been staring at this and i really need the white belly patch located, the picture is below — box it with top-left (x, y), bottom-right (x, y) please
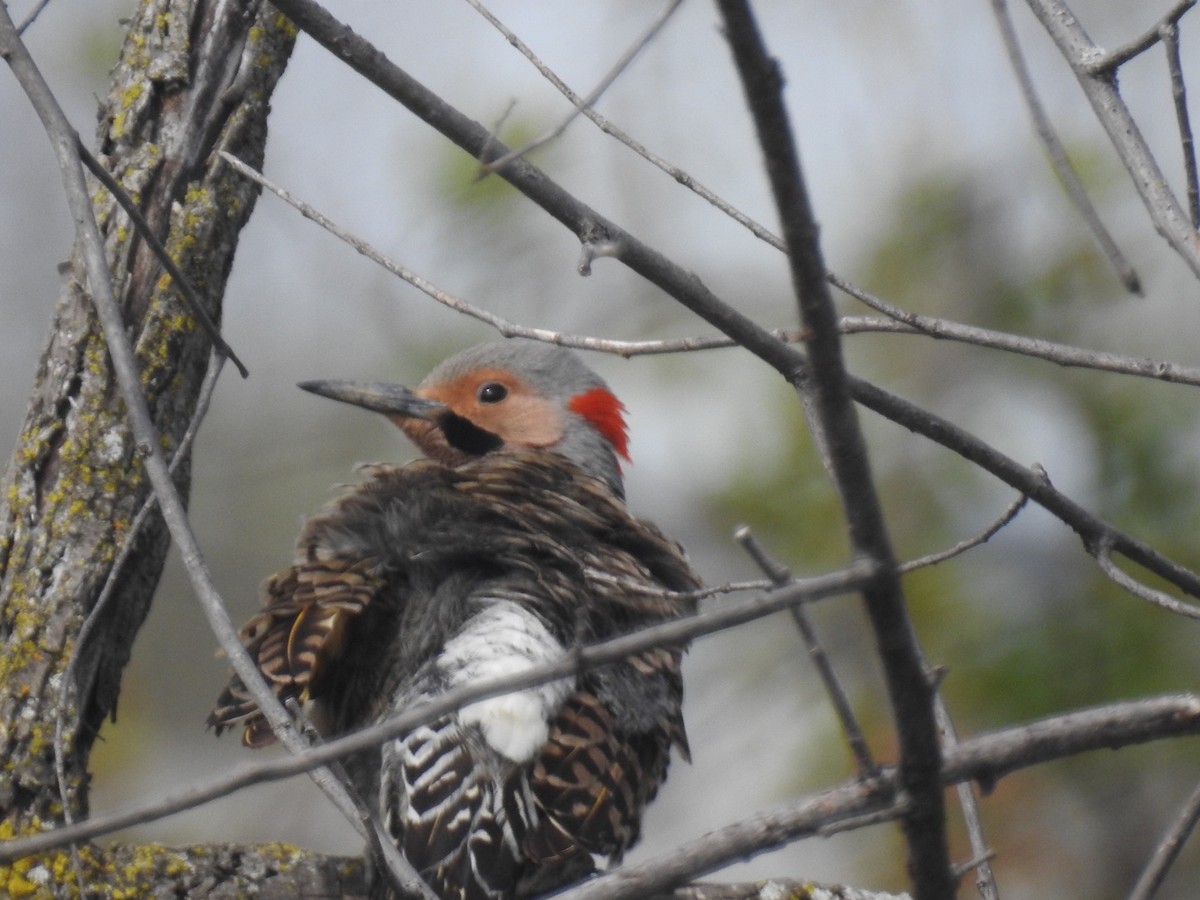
top-left (438, 600), bottom-right (571, 763)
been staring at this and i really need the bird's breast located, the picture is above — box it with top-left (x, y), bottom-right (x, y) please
top-left (436, 599), bottom-right (573, 764)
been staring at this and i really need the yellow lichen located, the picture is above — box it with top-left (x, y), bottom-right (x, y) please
top-left (120, 82), bottom-right (144, 110)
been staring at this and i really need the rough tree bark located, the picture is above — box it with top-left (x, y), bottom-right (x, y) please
top-left (0, 0), bottom-right (333, 892)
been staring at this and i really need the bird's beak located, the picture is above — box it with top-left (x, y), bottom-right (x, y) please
top-left (297, 380), bottom-right (447, 421)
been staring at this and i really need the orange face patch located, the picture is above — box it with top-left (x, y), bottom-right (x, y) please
top-left (418, 369), bottom-right (565, 450)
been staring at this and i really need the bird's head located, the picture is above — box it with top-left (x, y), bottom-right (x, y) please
top-left (299, 339), bottom-right (631, 498)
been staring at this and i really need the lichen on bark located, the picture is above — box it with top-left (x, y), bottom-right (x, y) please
top-left (0, 0), bottom-right (295, 836)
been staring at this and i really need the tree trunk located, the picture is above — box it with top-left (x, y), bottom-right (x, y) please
top-left (0, 0), bottom-right (294, 839)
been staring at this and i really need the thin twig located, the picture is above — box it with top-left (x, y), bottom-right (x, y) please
top-left (232, 148), bottom-right (1200, 392)
top-left (989, 0), bottom-right (1140, 293)
top-left (79, 143), bottom-right (249, 377)
top-left (899, 485), bottom-right (1032, 574)
top-left (735, 526), bottom-right (877, 777)
top-left (1087, 0), bottom-right (1197, 73)
top-left (954, 849), bottom-right (1000, 884)
top-left (835, 308), bottom-right (1200, 388)
top-left (0, 11), bottom-right (433, 898)
top-left (1126, 778), bottom-right (1200, 900)
top-left (934, 696), bottom-right (1001, 900)
top-left (1160, 21), bottom-right (1200, 228)
top-left (1093, 538), bottom-right (1200, 619)
top-left (473, 0), bottom-right (685, 174)
top-left (0, 561), bottom-right (879, 860)
top-left (15, 0), bottom-right (53, 34)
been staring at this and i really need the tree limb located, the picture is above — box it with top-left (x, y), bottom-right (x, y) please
top-left (0, 0), bottom-right (293, 833)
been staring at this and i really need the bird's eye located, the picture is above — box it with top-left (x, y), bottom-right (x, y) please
top-left (477, 382), bottom-right (508, 404)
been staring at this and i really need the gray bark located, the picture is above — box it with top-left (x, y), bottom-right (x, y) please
top-left (0, 0), bottom-right (293, 864)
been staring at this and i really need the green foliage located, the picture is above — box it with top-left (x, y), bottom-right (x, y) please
top-left (434, 118), bottom-right (544, 213)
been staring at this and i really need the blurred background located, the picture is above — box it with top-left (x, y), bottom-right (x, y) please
top-left (3, 1), bottom-right (1200, 897)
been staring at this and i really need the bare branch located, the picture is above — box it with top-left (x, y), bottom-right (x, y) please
top-left (268, 0), bottom-right (806, 380)
top-left (934, 697), bottom-right (1000, 900)
top-left (556, 778), bottom-right (904, 900)
top-left (1024, 0), bottom-right (1200, 278)
top-left (558, 695), bottom-right (1200, 900)
top-left (673, 884), bottom-right (911, 900)
top-left (835, 306), bottom-right (1200, 388)
top-left (847, 373), bottom-right (1200, 602)
top-left (221, 151), bottom-right (792, 358)
top-left (224, 156), bottom-right (1200, 392)
top-left (464, 0), bottom-right (788, 254)
top-left (0, 562), bottom-right (879, 860)
top-left (988, 0), bottom-right (1140, 293)
top-left (1093, 538), bottom-right (1200, 620)
top-left (15, 0), bottom-right (53, 34)
top-left (224, 152), bottom-right (799, 358)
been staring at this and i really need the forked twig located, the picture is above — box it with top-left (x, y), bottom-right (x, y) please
top-left (1024, 0), bottom-right (1200, 278)
top-left (735, 526), bottom-right (877, 777)
top-left (471, 0), bottom-right (685, 175)
top-left (989, 0), bottom-right (1140, 293)
top-left (465, 0), bottom-right (787, 253)
top-left (221, 149), bottom-right (807, 357)
top-left (79, 143), bottom-right (249, 377)
top-left (1087, 0), bottom-right (1197, 73)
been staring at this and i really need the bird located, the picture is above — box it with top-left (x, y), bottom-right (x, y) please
top-left (208, 338), bottom-right (700, 900)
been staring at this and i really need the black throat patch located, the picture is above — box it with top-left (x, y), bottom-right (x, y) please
top-left (439, 412), bottom-right (504, 456)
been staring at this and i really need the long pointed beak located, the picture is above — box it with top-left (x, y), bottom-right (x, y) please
top-left (297, 380), bottom-right (447, 420)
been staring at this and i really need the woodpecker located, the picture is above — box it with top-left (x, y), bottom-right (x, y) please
top-left (209, 339), bottom-right (700, 899)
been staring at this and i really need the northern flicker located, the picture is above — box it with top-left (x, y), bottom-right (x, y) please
top-left (209, 339), bottom-right (700, 899)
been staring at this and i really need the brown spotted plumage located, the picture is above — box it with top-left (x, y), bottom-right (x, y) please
top-left (209, 340), bottom-right (699, 899)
